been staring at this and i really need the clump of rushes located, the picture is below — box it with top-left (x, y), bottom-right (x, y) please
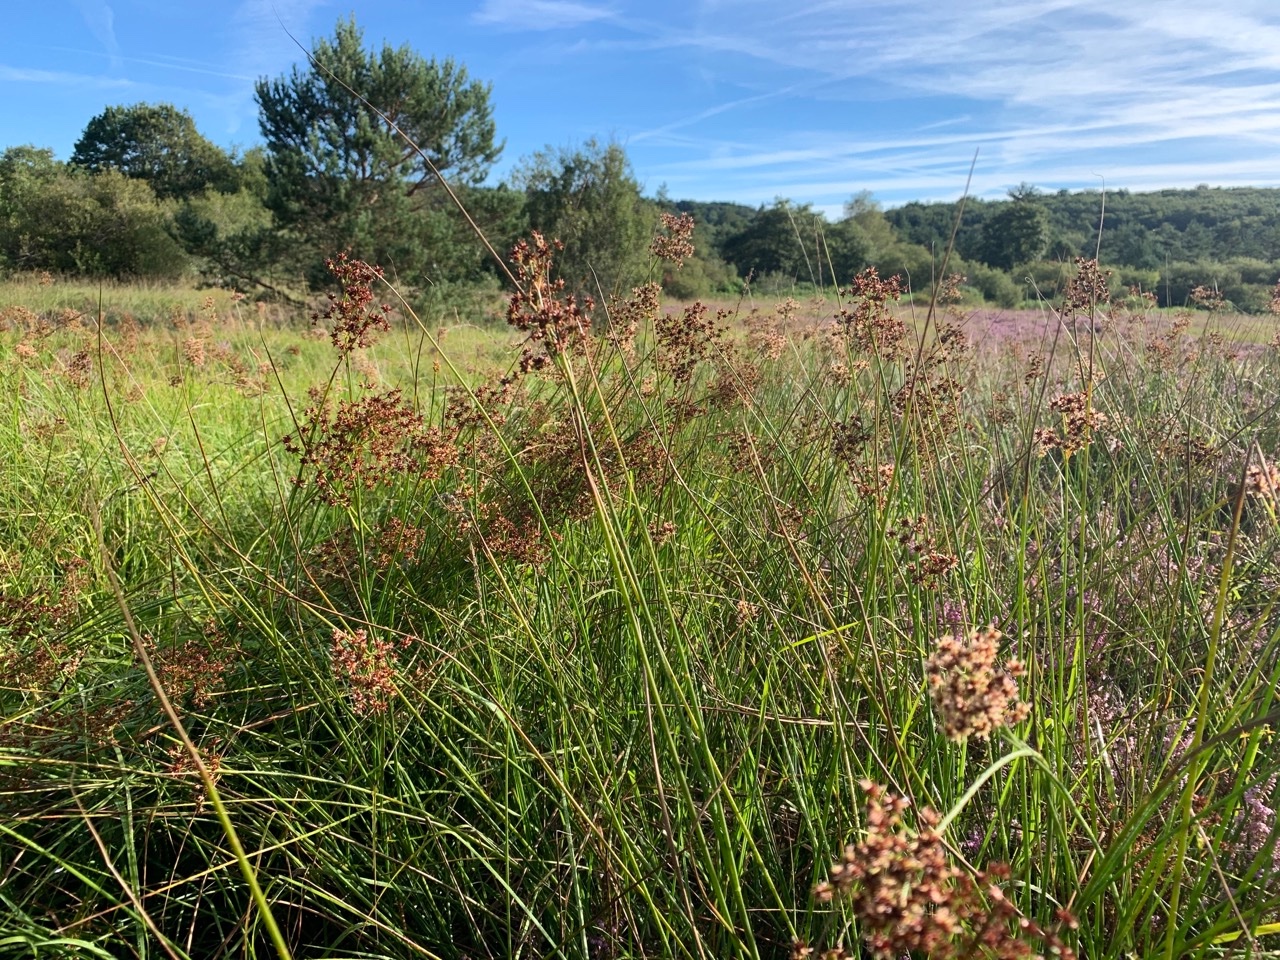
top-left (925, 625), bottom-right (1029, 741)
top-left (812, 782), bottom-right (1077, 959)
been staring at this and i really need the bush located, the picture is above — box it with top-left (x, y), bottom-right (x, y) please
top-left (965, 264), bottom-right (1021, 307)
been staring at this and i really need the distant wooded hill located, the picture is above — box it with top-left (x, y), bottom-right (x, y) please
top-left (675, 187), bottom-right (1280, 311)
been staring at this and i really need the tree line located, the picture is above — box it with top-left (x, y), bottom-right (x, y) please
top-left (3, 16), bottom-right (1279, 312)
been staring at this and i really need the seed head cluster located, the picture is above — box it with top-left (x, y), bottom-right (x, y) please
top-left (837, 267), bottom-right (907, 358)
top-left (814, 781), bottom-right (1076, 959)
top-left (1063, 258), bottom-right (1112, 316)
top-left (1244, 461), bottom-right (1279, 503)
top-left (313, 253), bottom-right (393, 355)
top-left (330, 627), bottom-right (405, 716)
top-left (925, 625), bottom-right (1029, 741)
top-left (650, 212), bottom-right (696, 268)
top-left (507, 232), bottom-right (595, 374)
top-left (1038, 391), bottom-right (1108, 456)
top-left (655, 301), bottom-right (725, 385)
top-left (284, 388), bottom-right (457, 507)
top-left (1189, 284), bottom-right (1226, 311)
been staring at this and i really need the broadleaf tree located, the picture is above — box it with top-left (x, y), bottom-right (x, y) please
top-left (70, 103), bottom-right (237, 201)
top-left (977, 186), bottom-right (1052, 271)
top-left (512, 139), bottom-right (654, 298)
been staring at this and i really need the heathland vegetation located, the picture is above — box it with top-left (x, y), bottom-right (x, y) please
top-left (3, 15), bottom-right (1280, 960)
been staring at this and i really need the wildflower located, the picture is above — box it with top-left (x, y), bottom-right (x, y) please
top-left (925, 625), bottom-right (1029, 741)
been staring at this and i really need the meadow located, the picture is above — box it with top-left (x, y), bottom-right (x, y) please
top-left (1, 228), bottom-right (1280, 959)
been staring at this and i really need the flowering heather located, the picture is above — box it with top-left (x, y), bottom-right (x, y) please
top-left (313, 253), bottom-right (393, 355)
top-left (925, 626), bottom-right (1029, 741)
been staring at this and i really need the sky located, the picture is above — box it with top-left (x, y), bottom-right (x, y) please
top-left (4, 1), bottom-right (1280, 216)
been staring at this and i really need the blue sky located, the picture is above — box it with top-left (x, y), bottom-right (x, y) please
top-left (4, 1), bottom-right (1280, 215)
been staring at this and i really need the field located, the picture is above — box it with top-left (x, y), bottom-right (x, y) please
top-left (2, 249), bottom-right (1280, 959)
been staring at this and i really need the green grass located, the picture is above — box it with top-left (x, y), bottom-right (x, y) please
top-left (1, 260), bottom-right (1279, 959)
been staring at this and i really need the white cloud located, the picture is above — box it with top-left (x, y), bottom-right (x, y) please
top-left (474, 0), bottom-right (616, 31)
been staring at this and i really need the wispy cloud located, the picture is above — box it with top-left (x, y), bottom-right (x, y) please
top-left (230, 0), bottom-right (330, 77)
top-left (0, 63), bottom-right (134, 88)
top-left (73, 0), bottom-right (122, 71)
top-left (474, 0), bottom-right (617, 31)
top-left (218, 0), bottom-right (329, 135)
top-left (602, 0), bottom-right (1280, 204)
top-left (42, 46), bottom-right (255, 82)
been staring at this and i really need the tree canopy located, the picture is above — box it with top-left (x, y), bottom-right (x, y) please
top-left (512, 139), bottom-right (653, 298)
top-left (255, 16), bottom-right (502, 282)
top-left (70, 103), bottom-right (237, 201)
